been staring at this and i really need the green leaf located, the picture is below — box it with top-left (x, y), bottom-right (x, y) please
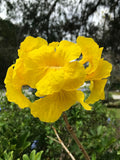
top-left (92, 153), bottom-right (96, 160)
top-left (23, 154), bottom-right (30, 160)
top-left (30, 150), bottom-right (36, 160)
top-left (97, 125), bottom-right (103, 136)
top-left (0, 122), bottom-right (5, 127)
top-left (3, 151), bottom-right (14, 160)
top-left (22, 141), bottom-right (31, 151)
top-left (117, 150), bottom-right (120, 155)
top-left (3, 151), bottom-right (8, 160)
top-left (9, 151), bottom-right (14, 160)
top-left (16, 132), bottom-right (31, 152)
top-left (36, 151), bottom-right (43, 160)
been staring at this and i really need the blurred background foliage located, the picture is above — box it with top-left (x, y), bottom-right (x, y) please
top-left (0, 93), bottom-right (120, 160)
top-left (0, 0), bottom-right (120, 159)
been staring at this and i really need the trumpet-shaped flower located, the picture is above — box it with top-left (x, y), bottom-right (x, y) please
top-left (77, 36), bottom-right (112, 104)
top-left (4, 36), bottom-right (112, 122)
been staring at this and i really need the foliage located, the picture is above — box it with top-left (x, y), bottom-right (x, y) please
top-left (0, 150), bottom-right (43, 160)
top-left (62, 102), bottom-right (120, 160)
top-left (1, 0), bottom-right (119, 45)
top-left (95, 0), bottom-right (120, 86)
top-left (0, 92), bottom-right (120, 159)
top-left (0, 0), bottom-right (103, 41)
top-left (0, 19), bottom-right (19, 87)
top-left (0, 95), bottom-right (46, 159)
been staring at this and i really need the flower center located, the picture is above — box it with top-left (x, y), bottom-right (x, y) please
top-left (50, 66), bottom-right (62, 69)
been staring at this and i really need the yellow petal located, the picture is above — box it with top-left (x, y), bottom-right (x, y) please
top-left (30, 90), bottom-right (79, 122)
top-left (12, 59), bottom-right (27, 86)
top-left (35, 68), bottom-right (64, 96)
top-left (77, 36), bottom-right (102, 74)
top-left (85, 79), bottom-right (107, 104)
top-left (4, 65), bottom-right (30, 108)
top-left (4, 65), bottom-right (15, 84)
top-left (23, 45), bottom-right (63, 69)
top-left (18, 36), bottom-right (48, 57)
top-left (56, 40), bottom-right (81, 62)
top-left (63, 61), bottom-right (86, 90)
top-left (86, 59), bottom-right (112, 80)
top-left (21, 46), bottom-right (55, 88)
top-left (21, 41), bottom-right (83, 90)
top-left (30, 89), bottom-right (92, 122)
top-left (77, 91), bottom-right (92, 110)
top-left (49, 42), bottom-right (59, 48)
top-left (12, 58), bottom-right (40, 89)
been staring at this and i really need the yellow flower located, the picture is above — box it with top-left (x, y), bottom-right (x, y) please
top-left (4, 36), bottom-right (112, 122)
top-left (77, 36), bottom-right (112, 104)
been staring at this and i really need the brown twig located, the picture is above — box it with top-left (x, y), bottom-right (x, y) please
top-left (47, 136), bottom-right (60, 144)
top-left (52, 126), bottom-right (76, 160)
top-left (63, 113), bottom-right (90, 160)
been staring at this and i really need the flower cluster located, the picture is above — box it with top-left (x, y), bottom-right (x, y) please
top-left (4, 36), bottom-right (112, 122)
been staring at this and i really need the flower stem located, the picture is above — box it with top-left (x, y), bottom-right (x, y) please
top-left (52, 126), bottom-right (76, 160)
top-left (63, 112), bottom-right (90, 160)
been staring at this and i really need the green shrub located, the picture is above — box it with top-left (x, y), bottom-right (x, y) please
top-left (0, 150), bottom-right (43, 160)
top-left (0, 93), bottom-right (120, 159)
